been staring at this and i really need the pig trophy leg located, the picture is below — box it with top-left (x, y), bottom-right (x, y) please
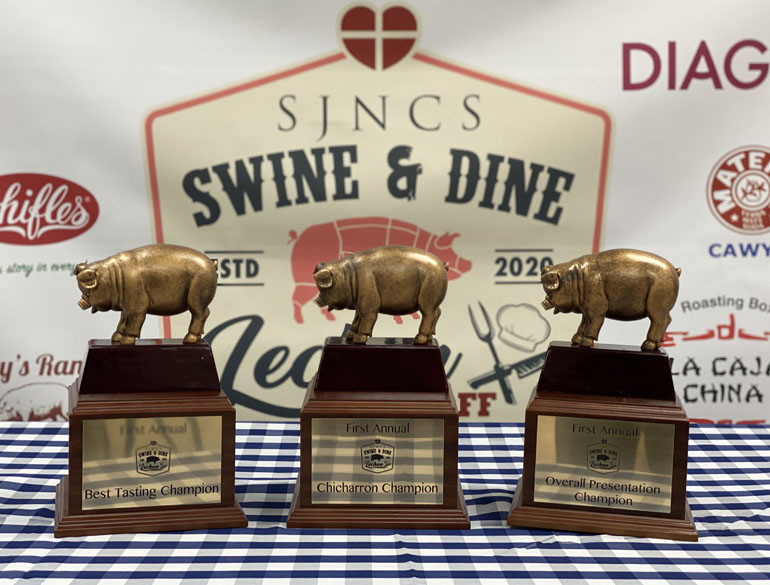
top-left (119, 312), bottom-right (147, 345)
top-left (349, 293), bottom-right (380, 343)
top-left (641, 316), bottom-right (669, 352)
top-left (415, 307), bottom-right (441, 345)
top-left (352, 310), bottom-right (379, 343)
top-left (111, 311), bottom-right (129, 344)
top-left (641, 285), bottom-right (677, 351)
top-left (571, 315), bottom-right (589, 345)
top-left (573, 300), bottom-right (607, 347)
top-left (414, 283), bottom-right (444, 344)
top-left (345, 311), bottom-right (362, 341)
top-left (183, 274), bottom-right (216, 343)
top-left (577, 314), bottom-right (605, 347)
top-left (184, 307), bottom-right (210, 344)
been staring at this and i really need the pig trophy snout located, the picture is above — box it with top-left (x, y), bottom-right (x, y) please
top-left (75, 265), bottom-right (99, 311)
top-left (540, 266), bottom-right (559, 312)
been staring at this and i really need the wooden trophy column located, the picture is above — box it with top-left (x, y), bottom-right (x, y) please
top-left (508, 342), bottom-right (698, 541)
top-left (287, 337), bottom-right (470, 529)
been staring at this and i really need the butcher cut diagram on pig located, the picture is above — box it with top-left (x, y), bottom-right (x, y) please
top-left (289, 217), bottom-right (472, 324)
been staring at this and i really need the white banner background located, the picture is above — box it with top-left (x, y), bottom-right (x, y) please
top-left (1, 0), bottom-right (768, 424)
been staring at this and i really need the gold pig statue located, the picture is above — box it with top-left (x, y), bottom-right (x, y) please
top-left (313, 245), bottom-right (448, 344)
top-left (540, 249), bottom-right (681, 351)
top-left (74, 244), bottom-right (218, 344)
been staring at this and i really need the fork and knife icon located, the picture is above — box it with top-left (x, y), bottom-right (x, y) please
top-left (467, 301), bottom-right (547, 405)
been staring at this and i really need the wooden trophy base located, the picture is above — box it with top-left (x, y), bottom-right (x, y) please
top-left (54, 340), bottom-right (247, 538)
top-left (507, 342), bottom-right (698, 541)
top-left (286, 337), bottom-right (470, 530)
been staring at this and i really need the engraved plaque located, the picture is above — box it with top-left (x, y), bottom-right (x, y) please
top-left (311, 418), bottom-right (444, 505)
top-left (81, 416), bottom-right (223, 510)
top-left (533, 415), bottom-right (675, 514)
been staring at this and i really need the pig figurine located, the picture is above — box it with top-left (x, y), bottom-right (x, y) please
top-left (313, 245), bottom-right (448, 344)
top-left (289, 217), bottom-right (472, 324)
top-left (74, 244), bottom-right (218, 345)
top-left (540, 249), bottom-right (681, 351)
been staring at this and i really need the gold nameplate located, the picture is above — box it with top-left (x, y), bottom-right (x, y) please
top-left (533, 415), bottom-right (675, 514)
top-left (81, 416), bottom-right (223, 510)
top-left (311, 418), bottom-right (444, 505)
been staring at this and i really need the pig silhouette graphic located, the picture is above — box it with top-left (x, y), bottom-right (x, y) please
top-left (289, 217), bottom-right (472, 323)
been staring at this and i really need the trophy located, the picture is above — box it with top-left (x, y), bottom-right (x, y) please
top-left (507, 249), bottom-right (698, 541)
top-left (287, 246), bottom-right (470, 528)
top-left (54, 244), bottom-right (247, 537)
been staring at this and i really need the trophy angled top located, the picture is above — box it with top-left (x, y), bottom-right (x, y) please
top-left (313, 245), bottom-right (448, 345)
top-left (540, 248), bottom-right (681, 351)
top-left (74, 243), bottom-right (218, 345)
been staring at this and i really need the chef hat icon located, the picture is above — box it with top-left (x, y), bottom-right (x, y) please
top-left (496, 303), bottom-right (551, 352)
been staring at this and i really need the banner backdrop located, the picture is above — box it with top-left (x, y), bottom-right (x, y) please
top-left (1, 0), bottom-right (769, 424)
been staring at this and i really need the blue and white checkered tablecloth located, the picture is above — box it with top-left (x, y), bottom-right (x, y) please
top-left (1, 422), bottom-right (769, 584)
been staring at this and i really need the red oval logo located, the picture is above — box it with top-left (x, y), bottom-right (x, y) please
top-left (0, 173), bottom-right (99, 245)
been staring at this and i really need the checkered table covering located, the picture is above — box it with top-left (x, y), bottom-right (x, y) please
top-left (1, 422), bottom-right (768, 584)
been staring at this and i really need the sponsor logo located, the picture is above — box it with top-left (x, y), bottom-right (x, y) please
top-left (587, 440), bottom-right (620, 474)
top-left (623, 40), bottom-right (769, 91)
top-left (136, 441), bottom-right (171, 476)
top-left (706, 146), bottom-right (770, 234)
top-left (0, 173), bottom-right (98, 245)
top-left (361, 438), bottom-right (394, 473)
top-left (668, 296), bottom-right (769, 418)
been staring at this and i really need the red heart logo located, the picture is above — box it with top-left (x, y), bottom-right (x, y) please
top-left (339, 4), bottom-right (419, 70)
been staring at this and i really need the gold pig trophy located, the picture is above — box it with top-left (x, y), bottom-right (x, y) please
top-left (55, 244), bottom-right (247, 537)
top-left (508, 249), bottom-right (698, 541)
top-left (288, 245), bottom-right (470, 529)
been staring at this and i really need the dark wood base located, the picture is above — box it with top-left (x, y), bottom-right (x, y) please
top-left (537, 342), bottom-right (676, 400)
top-left (54, 477), bottom-right (247, 537)
top-left (507, 477), bottom-right (698, 541)
top-left (288, 479), bottom-right (470, 529)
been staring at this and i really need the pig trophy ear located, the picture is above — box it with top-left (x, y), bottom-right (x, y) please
top-left (73, 262), bottom-right (88, 276)
top-left (77, 268), bottom-right (98, 290)
top-left (541, 268), bottom-right (560, 291)
top-left (314, 268), bottom-right (333, 289)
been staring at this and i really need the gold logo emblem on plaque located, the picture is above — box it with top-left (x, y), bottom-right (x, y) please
top-left (361, 439), bottom-right (394, 474)
top-left (586, 440), bottom-right (620, 474)
top-left (135, 441), bottom-right (171, 476)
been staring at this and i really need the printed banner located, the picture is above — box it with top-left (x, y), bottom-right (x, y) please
top-left (1, 1), bottom-right (769, 424)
